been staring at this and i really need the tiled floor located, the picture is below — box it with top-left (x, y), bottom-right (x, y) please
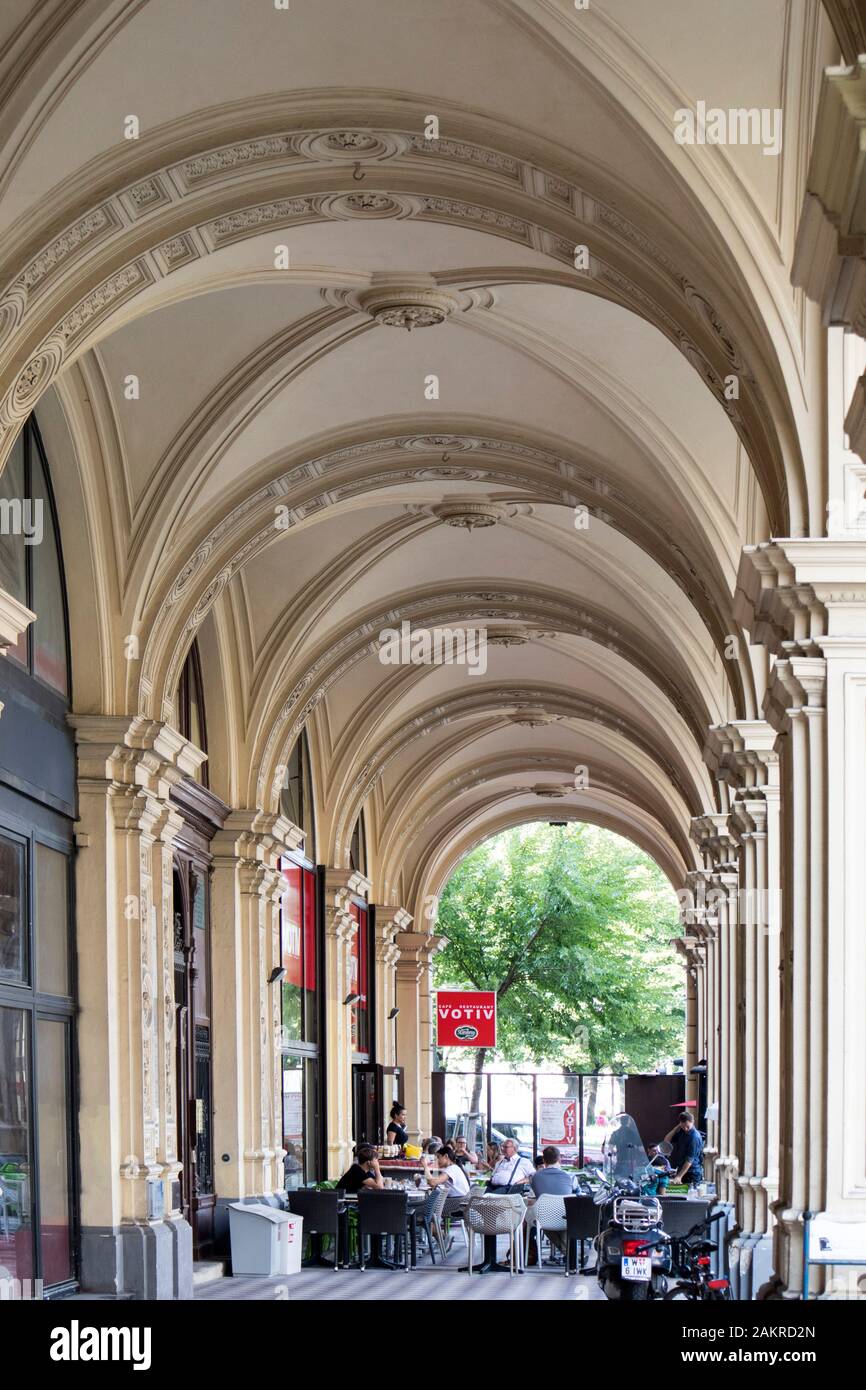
top-left (195, 1236), bottom-right (606, 1301)
top-left (196, 1266), bottom-right (603, 1301)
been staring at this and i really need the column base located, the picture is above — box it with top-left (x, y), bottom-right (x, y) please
top-left (80, 1217), bottom-right (193, 1300)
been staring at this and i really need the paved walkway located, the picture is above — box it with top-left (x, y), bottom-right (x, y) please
top-left (195, 1234), bottom-right (606, 1301)
top-left (196, 1266), bottom-right (603, 1301)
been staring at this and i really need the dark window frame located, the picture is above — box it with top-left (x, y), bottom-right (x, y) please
top-left (279, 846), bottom-right (323, 1184)
top-left (0, 808), bottom-right (78, 1294)
top-left (280, 729), bottom-right (315, 854)
top-left (177, 639), bottom-right (208, 788)
top-left (348, 810), bottom-right (367, 877)
top-left (1, 417), bottom-right (71, 702)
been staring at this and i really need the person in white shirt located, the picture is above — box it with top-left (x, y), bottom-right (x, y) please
top-left (422, 1144), bottom-right (471, 1196)
top-left (487, 1138), bottom-right (535, 1191)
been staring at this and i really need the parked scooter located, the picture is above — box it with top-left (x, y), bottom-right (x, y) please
top-left (590, 1114), bottom-right (672, 1301)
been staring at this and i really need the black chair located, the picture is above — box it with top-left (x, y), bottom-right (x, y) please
top-left (660, 1198), bottom-right (720, 1277)
top-left (563, 1195), bottom-right (599, 1276)
top-left (287, 1190), bottom-right (343, 1268)
top-left (659, 1197), bottom-right (713, 1238)
top-left (357, 1191), bottom-right (412, 1271)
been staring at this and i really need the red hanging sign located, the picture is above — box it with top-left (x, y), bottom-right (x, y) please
top-left (436, 990), bottom-right (497, 1047)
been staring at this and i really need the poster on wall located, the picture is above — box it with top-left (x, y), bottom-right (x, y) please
top-left (436, 990), bottom-right (497, 1047)
top-left (540, 1096), bottom-right (579, 1158)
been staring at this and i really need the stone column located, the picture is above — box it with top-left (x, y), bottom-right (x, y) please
top-left (151, 800), bottom-right (184, 1242)
top-left (736, 540), bottom-right (866, 1296)
top-left (395, 930), bottom-right (447, 1145)
top-left (322, 869), bottom-right (371, 1177)
top-left (70, 716), bottom-right (206, 1299)
top-left (730, 791), bottom-right (763, 1241)
top-left (765, 656), bottom-right (827, 1295)
top-left (373, 906), bottom-right (412, 1067)
top-left (209, 811), bottom-right (303, 1231)
top-left (418, 934), bottom-right (447, 1138)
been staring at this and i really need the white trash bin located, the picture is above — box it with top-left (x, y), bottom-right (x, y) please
top-left (228, 1203), bottom-right (303, 1277)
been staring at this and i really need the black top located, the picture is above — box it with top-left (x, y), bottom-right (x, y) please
top-left (338, 1162), bottom-right (373, 1194)
top-left (386, 1121), bottom-right (409, 1146)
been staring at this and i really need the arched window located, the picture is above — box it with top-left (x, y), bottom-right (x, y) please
top-left (280, 729), bottom-right (315, 855)
top-left (0, 419), bottom-right (69, 698)
top-left (349, 810), bottom-right (367, 876)
top-left (176, 640), bottom-right (207, 787)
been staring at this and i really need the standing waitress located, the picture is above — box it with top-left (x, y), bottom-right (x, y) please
top-left (386, 1103), bottom-right (409, 1150)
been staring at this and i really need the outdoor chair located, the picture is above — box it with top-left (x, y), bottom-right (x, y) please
top-left (563, 1195), bottom-right (599, 1276)
top-left (442, 1192), bottom-right (470, 1250)
top-left (466, 1194), bottom-right (526, 1276)
top-left (660, 1198), bottom-right (719, 1276)
top-left (357, 1191), bottom-right (412, 1271)
top-left (525, 1193), bottom-right (568, 1268)
top-left (416, 1186), bottom-right (448, 1264)
top-left (287, 1189), bottom-right (343, 1268)
top-left (659, 1197), bottom-right (713, 1238)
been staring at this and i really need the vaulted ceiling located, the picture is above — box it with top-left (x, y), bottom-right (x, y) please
top-left (0, 0), bottom-right (841, 909)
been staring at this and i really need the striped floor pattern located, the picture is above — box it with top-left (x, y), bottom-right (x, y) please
top-left (195, 1259), bottom-right (605, 1302)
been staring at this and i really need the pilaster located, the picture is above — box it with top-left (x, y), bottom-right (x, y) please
top-left (737, 538), bottom-right (866, 1295)
top-left (373, 905), bottom-right (412, 1066)
top-left (395, 930), bottom-right (447, 1144)
top-left (209, 810), bottom-right (303, 1205)
top-left (322, 867), bottom-right (371, 1177)
top-left (70, 715), bottom-right (207, 1298)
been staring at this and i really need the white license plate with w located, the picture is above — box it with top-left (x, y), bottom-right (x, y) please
top-left (621, 1255), bottom-right (651, 1280)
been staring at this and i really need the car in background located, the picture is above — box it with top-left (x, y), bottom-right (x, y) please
top-left (446, 1115), bottom-right (534, 1160)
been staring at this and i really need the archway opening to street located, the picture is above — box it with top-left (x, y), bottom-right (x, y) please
top-left (432, 821), bottom-right (685, 1165)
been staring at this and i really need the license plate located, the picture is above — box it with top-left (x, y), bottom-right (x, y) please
top-left (621, 1256), bottom-right (651, 1281)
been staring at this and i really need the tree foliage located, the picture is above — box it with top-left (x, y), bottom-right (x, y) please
top-left (434, 822), bottom-right (684, 1073)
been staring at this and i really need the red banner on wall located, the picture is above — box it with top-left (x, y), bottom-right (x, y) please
top-left (436, 990), bottom-right (497, 1047)
top-left (281, 863), bottom-right (316, 991)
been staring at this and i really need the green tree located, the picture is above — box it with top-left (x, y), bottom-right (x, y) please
top-left (434, 823), bottom-right (684, 1113)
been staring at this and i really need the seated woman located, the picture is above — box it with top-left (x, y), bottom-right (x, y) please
top-left (421, 1143), bottom-right (471, 1197)
top-left (480, 1140), bottom-right (501, 1172)
top-left (337, 1143), bottom-right (385, 1194)
top-left (451, 1136), bottom-right (479, 1169)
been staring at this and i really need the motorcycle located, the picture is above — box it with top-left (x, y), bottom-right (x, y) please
top-left (590, 1113), bottom-right (672, 1301)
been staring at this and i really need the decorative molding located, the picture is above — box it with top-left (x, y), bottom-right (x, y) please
top-left (531, 782), bottom-right (570, 797)
top-left (0, 586), bottom-right (35, 653)
top-left (0, 123), bottom-right (768, 505)
top-left (505, 705), bottom-right (561, 727)
top-left (429, 499), bottom-right (509, 529)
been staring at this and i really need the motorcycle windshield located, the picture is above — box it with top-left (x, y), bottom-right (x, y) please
top-left (603, 1114), bottom-right (649, 1183)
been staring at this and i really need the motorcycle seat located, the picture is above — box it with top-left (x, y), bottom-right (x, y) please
top-left (685, 1239), bottom-right (717, 1254)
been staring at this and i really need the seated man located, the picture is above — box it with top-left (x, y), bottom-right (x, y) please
top-left (531, 1145), bottom-right (574, 1196)
top-left (487, 1137), bottom-right (535, 1192)
top-left (337, 1143), bottom-right (385, 1194)
top-left (526, 1146), bottom-right (572, 1264)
